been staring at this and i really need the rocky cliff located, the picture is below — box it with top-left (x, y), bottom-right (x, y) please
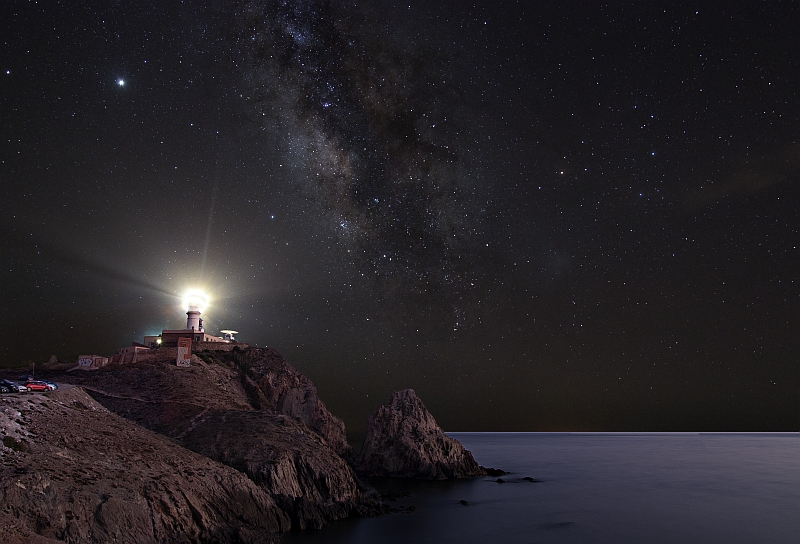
top-left (236, 348), bottom-right (353, 460)
top-left (179, 410), bottom-right (379, 530)
top-left (0, 387), bottom-right (289, 544)
top-left (357, 389), bottom-right (486, 480)
top-left (42, 348), bottom-right (372, 531)
top-left (1, 351), bottom-right (489, 542)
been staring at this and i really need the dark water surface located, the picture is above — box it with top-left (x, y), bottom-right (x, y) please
top-left (283, 433), bottom-right (799, 543)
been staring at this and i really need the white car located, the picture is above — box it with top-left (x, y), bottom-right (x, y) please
top-left (0, 379), bottom-right (28, 393)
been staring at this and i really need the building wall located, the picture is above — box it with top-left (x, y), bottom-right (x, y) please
top-left (113, 346), bottom-right (151, 364)
top-left (143, 335), bottom-right (162, 348)
top-left (159, 330), bottom-right (226, 346)
top-left (76, 355), bottom-right (109, 369)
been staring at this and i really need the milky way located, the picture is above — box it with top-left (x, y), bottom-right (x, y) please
top-left (240, 0), bottom-right (482, 301)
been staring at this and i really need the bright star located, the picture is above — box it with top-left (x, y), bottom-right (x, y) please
top-left (117, 79), bottom-right (125, 86)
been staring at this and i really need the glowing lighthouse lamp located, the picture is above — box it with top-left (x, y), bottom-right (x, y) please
top-left (182, 290), bottom-right (209, 332)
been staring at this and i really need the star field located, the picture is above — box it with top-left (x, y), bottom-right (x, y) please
top-left (1, 1), bottom-right (797, 432)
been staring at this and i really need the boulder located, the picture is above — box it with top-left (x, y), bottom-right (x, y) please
top-left (357, 389), bottom-right (486, 480)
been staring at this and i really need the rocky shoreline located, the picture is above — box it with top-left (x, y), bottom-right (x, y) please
top-left (1, 347), bottom-right (491, 543)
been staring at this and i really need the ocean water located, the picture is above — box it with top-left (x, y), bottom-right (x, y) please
top-left (282, 432), bottom-right (800, 544)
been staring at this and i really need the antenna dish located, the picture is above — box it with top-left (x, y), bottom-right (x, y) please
top-left (220, 329), bottom-right (239, 341)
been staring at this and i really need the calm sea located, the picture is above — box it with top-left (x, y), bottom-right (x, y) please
top-left (283, 432), bottom-right (799, 543)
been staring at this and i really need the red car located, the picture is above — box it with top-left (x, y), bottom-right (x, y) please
top-left (22, 380), bottom-right (52, 392)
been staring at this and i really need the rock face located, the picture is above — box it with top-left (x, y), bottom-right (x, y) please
top-left (357, 389), bottom-right (486, 480)
top-left (0, 387), bottom-right (289, 544)
top-left (243, 349), bottom-right (353, 460)
top-left (52, 348), bottom-right (351, 461)
top-left (180, 410), bottom-right (380, 530)
top-left (35, 347), bottom-right (370, 531)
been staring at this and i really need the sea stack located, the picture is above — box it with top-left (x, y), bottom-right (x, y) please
top-left (357, 389), bottom-right (486, 480)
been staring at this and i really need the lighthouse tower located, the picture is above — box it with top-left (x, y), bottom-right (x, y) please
top-left (186, 305), bottom-right (204, 332)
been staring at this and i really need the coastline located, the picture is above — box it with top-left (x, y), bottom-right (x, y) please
top-left (285, 432), bottom-right (800, 544)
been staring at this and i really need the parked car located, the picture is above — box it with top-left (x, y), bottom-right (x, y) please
top-left (0, 379), bottom-right (28, 393)
top-left (21, 380), bottom-right (51, 392)
top-left (42, 381), bottom-right (58, 391)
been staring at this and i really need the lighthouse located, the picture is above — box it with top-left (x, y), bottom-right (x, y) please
top-left (186, 306), bottom-right (203, 332)
top-left (149, 289), bottom-right (236, 347)
top-left (183, 290), bottom-right (207, 332)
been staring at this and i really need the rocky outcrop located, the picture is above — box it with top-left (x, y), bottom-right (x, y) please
top-left (0, 387), bottom-right (289, 544)
top-left (242, 349), bottom-right (353, 460)
top-left (357, 389), bottom-right (486, 480)
top-left (31, 347), bottom-right (370, 531)
top-left (51, 353), bottom-right (253, 438)
top-left (179, 410), bottom-right (382, 530)
top-left (53, 348), bottom-right (352, 460)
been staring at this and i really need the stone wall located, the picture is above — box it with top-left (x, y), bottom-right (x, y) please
top-left (127, 348), bottom-right (177, 362)
top-left (104, 343), bottom-right (251, 366)
top-left (194, 342), bottom-right (250, 352)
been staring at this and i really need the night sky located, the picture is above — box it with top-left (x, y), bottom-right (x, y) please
top-left (2, 1), bottom-right (798, 432)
